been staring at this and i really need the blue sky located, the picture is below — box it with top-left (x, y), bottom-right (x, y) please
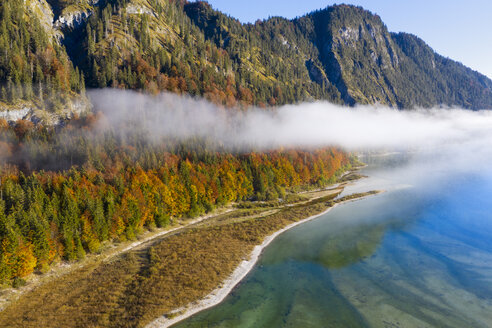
top-left (196, 0), bottom-right (492, 79)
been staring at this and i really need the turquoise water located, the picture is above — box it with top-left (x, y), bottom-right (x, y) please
top-left (175, 155), bottom-right (492, 327)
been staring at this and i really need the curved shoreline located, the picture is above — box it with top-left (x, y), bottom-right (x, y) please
top-left (146, 193), bottom-right (379, 328)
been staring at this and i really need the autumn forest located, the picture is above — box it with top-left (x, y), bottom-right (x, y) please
top-left (0, 114), bottom-right (350, 286)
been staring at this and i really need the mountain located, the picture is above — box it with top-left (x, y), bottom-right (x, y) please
top-left (1, 0), bottom-right (491, 120)
top-left (305, 5), bottom-right (492, 108)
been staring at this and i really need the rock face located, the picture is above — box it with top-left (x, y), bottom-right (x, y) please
top-left (55, 10), bottom-right (92, 30)
top-left (51, 0), bottom-right (100, 31)
top-left (0, 108), bottom-right (31, 122)
top-left (126, 4), bottom-right (154, 16)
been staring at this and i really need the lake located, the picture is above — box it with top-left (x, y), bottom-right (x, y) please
top-left (174, 154), bottom-right (492, 327)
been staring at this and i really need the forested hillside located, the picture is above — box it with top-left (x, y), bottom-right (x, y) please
top-left (304, 5), bottom-right (492, 108)
top-left (0, 0), bottom-right (86, 116)
top-left (0, 115), bottom-right (350, 285)
top-left (0, 0), bottom-right (491, 114)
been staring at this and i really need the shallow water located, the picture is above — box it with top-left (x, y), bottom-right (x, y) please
top-left (175, 154), bottom-right (492, 328)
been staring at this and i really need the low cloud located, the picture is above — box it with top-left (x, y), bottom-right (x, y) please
top-left (89, 89), bottom-right (492, 152)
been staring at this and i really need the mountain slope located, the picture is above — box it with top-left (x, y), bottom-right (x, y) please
top-left (302, 5), bottom-right (492, 109)
top-left (0, 0), bottom-right (87, 120)
top-left (0, 0), bottom-right (491, 114)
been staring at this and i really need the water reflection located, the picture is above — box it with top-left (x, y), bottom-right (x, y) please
top-left (175, 155), bottom-right (492, 328)
top-left (317, 224), bottom-right (385, 269)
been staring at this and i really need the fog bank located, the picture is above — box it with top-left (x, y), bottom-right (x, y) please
top-left (89, 89), bottom-right (492, 152)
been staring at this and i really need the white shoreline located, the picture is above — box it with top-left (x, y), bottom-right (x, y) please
top-left (146, 194), bottom-right (377, 328)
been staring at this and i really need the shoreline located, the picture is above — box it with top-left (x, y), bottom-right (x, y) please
top-left (0, 168), bottom-right (370, 327)
top-left (0, 177), bottom-right (347, 313)
top-left (147, 191), bottom-right (380, 328)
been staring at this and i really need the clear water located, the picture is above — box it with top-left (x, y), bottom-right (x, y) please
top-left (175, 155), bottom-right (492, 328)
